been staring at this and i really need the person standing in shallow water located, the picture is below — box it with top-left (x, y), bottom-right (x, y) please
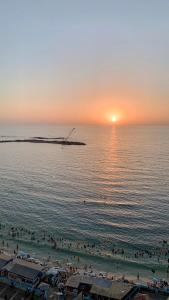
top-left (167, 265), bottom-right (169, 276)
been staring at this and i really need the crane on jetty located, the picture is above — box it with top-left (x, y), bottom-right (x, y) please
top-left (63, 128), bottom-right (76, 143)
top-left (0, 127), bottom-right (86, 145)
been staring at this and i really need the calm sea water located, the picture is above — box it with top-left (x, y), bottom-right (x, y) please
top-left (0, 124), bottom-right (169, 278)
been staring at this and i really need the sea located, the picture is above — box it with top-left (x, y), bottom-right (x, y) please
top-left (0, 124), bottom-right (169, 280)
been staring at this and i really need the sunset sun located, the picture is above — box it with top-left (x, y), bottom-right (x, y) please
top-left (111, 115), bottom-right (117, 123)
top-left (106, 112), bottom-right (120, 124)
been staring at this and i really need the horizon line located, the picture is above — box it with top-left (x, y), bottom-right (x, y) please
top-left (0, 121), bottom-right (169, 127)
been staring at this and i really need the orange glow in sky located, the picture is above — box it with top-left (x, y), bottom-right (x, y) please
top-left (0, 1), bottom-right (168, 125)
top-left (0, 87), bottom-right (169, 125)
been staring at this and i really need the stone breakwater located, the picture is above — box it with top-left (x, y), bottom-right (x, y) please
top-left (0, 137), bottom-right (86, 145)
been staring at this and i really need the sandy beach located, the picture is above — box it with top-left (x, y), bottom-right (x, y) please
top-left (1, 235), bottom-right (168, 288)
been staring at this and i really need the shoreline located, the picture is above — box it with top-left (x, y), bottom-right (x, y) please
top-left (0, 245), bottom-right (149, 285)
top-left (1, 249), bottom-right (169, 300)
top-left (1, 222), bottom-right (169, 282)
top-left (0, 236), bottom-right (169, 286)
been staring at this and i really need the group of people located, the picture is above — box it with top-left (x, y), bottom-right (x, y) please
top-left (1, 222), bottom-right (169, 278)
top-left (111, 240), bottom-right (169, 266)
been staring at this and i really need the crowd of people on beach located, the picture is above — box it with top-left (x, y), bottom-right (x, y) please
top-left (111, 240), bottom-right (169, 265)
top-left (1, 222), bottom-right (169, 277)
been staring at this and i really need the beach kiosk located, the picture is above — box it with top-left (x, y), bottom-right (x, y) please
top-left (0, 254), bottom-right (12, 276)
top-left (66, 275), bottom-right (136, 300)
top-left (2, 258), bottom-right (44, 291)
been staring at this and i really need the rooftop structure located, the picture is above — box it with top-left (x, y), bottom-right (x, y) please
top-left (90, 281), bottom-right (134, 300)
top-left (2, 258), bottom-right (44, 290)
top-left (66, 275), bottom-right (112, 289)
top-left (0, 254), bottom-right (12, 270)
top-left (66, 275), bottom-right (136, 300)
top-left (4, 258), bottom-right (43, 275)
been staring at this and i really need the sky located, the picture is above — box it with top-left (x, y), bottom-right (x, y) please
top-left (0, 0), bottom-right (169, 125)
